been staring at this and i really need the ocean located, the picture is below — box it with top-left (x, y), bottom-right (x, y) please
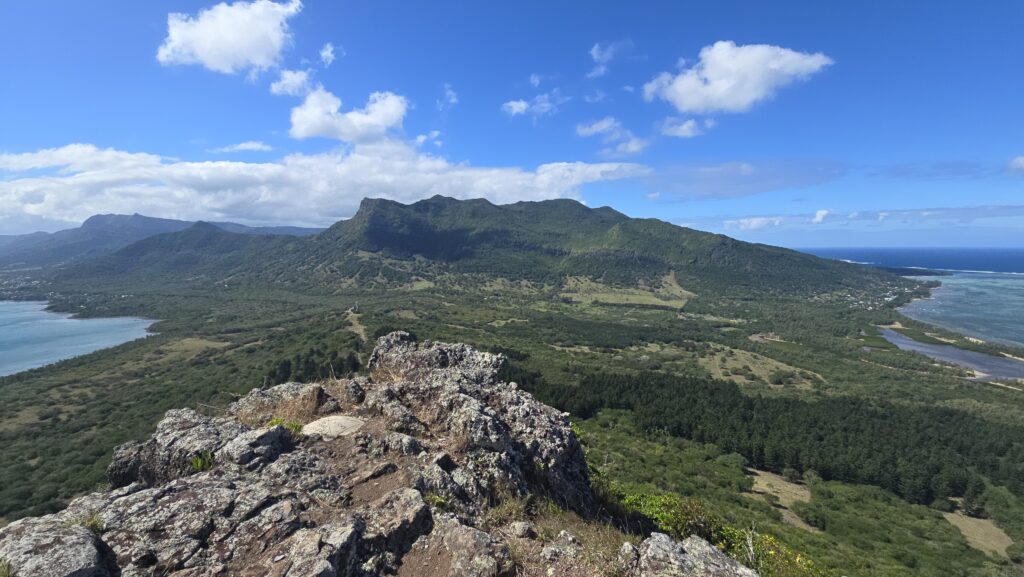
top-left (802, 248), bottom-right (1024, 348)
top-left (0, 301), bottom-right (153, 377)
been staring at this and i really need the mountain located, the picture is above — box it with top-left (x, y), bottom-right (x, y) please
top-left (61, 195), bottom-right (908, 300)
top-left (0, 213), bottom-right (323, 270)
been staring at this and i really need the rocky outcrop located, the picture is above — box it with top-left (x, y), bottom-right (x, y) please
top-left (621, 533), bottom-right (759, 577)
top-left (0, 332), bottom-right (757, 577)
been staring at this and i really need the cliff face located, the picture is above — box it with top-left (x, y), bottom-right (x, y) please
top-left (0, 333), bottom-right (756, 577)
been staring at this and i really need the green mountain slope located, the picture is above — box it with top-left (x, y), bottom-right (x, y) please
top-left (58, 196), bottom-right (911, 300)
top-left (0, 213), bottom-right (322, 270)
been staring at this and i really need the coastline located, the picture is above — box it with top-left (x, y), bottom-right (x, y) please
top-left (0, 300), bottom-right (157, 377)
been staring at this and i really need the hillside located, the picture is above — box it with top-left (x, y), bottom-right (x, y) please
top-left (0, 213), bottom-right (322, 270)
top-left (0, 334), bottom-right (765, 577)
top-left (54, 196), bottom-right (913, 301)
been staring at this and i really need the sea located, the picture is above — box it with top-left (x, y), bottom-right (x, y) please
top-left (803, 248), bottom-right (1024, 348)
top-left (0, 301), bottom-right (153, 377)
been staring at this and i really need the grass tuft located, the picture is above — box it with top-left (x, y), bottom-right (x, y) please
top-left (190, 450), bottom-right (214, 473)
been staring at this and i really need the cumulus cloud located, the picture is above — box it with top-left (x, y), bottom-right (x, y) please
top-left (583, 90), bottom-right (606, 104)
top-left (437, 83), bottom-right (458, 111)
top-left (587, 40), bottom-right (631, 78)
top-left (812, 209), bottom-right (830, 223)
top-left (209, 141), bottom-right (274, 153)
top-left (644, 41), bottom-right (832, 114)
top-left (501, 90), bottom-right (569, 119)
top-left (0, 143), bottom-right (647, 229)
top-left (501, 100), bottom-right (528, 116)
top-left (576, 117), bottom-right (647, 157)
top-left (529, 73), bottom-right (542, 87)
top-left (270, 69), bottom-right (311, 96)
top-left (157, 0), bottom-right (302, 75)
top-left (290, 87), bottom-right (408, 142)
top-left (660, 118), bottom-right (703, 138)
top-left (1011, 156), bottom-right (1024, 171)
top-left (414, 130), bottom-right (441, 147)
top-left (319, 42), bottom-right (337, 67)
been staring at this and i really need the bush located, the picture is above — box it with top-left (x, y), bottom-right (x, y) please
top-left (615, 487), bottom-right (836, 577)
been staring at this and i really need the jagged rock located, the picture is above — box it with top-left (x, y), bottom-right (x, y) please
top-left (0, 333), bottom-right (755, 577)
top-left (0, 517), bottom-right (118, 577)
top-left (107, 408), bottom-right (249, 488)
top-left (632, 533), bottom-right (758, 577)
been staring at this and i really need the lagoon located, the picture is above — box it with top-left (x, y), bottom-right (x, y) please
top-left (0, 301), bottom-right (152, 376)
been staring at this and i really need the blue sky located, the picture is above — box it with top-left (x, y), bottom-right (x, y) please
top-left (1, 1), bottom-right (1022, 246)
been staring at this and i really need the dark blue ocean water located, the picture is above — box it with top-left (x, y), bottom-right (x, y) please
top-left (0, 301), bottom-right (152, 376)
top-left (801, 248), bottom-right (1024, 348)
top-left (802, 247), bottom-right (1024, 274)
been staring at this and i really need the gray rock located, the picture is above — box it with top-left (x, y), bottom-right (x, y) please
top-left (541, 530), bottom-right (581, 563)
top-left (0, 517), bottom-right (117, 577)
top-left (508, 521), bottom-right (536, 539)
top-left (633, 533), bottom-right (758, 577)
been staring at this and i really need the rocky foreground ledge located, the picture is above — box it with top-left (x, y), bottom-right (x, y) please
top-left (0, 332), bottom-right (755, 577)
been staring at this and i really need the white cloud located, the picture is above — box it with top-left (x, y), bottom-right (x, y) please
top-left (576, 116), bottom-right (647, 157)
top-left (289, 87), bottom-right (408, 142)
top-left (583, 90), bottom-right (606, 104)
top-left (157, 0), bottom-right (302, 75)
top-left (812, 209), bottom-right (830, 223)
top-left (576, 117), bottom-right (620, 137)
top-left (724, 216), bottom-right (783, 231)
top-left (501, 100), bottom-right (529, 116)
top-left (270, 69), bottom-right (311, 96)
top-left (437, 83), bottom-right (458, 111)
top-left (414, 130), bottom-right (441, 146)
top-left (0, 143), bottom-right (648, 228)
top-left (643, 40), bottom-right (833, 114)
top-left (529, 73), bottom-right (542, 87)
top-left (1011, 156), bottom-right (1024, 171)
top-left (660, 118), bottom-right (703, 138)
top-left (501, 90), bottom-right (569, 119)
top-left (587, 40), bottom-right (631, 78)
top-left (319, 42), bottom-right (337, 67)
top-left (209, 141), bottom-right (274, 153)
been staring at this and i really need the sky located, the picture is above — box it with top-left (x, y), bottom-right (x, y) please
top-left (1, 1), bottom-right (1022, 247)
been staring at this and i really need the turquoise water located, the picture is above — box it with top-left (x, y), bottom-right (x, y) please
top-left (900, 272), bottom-right (1024, 348)
top-left (0, 301), bottom-right (152, 376)
top-left (879, 328), bottom-right (1024, 380)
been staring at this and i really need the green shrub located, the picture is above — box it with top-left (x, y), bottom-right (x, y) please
top-left (190, 451), bottom-right (214, 472)
top-left (0, 558), bottom-right (12, 577)
top-left (616, 487), bottom-right (836, 577)
top-left (266, 417), bottom-right (304, 436)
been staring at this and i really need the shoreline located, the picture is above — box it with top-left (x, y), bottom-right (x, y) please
top-left (0, 300), bottom-right (157, 378)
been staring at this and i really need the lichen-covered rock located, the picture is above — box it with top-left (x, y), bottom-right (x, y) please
top-left (0, 517), bottom-right (118, 577)
top-left (631, 533), bottom-right (759, 577)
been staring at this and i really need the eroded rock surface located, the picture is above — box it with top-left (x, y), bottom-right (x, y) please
top-left (0, 332), bottom-right (757, 577)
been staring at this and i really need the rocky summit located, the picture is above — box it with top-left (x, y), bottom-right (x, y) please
top-left (0, 332), bottom-right (756, 577)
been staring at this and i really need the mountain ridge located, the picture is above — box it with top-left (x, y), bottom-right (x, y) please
top-left (54, 196), bottom-right (909, 301)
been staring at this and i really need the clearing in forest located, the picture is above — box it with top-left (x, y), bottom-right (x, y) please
top-left (942, 511), bottom-right (1014, 558)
